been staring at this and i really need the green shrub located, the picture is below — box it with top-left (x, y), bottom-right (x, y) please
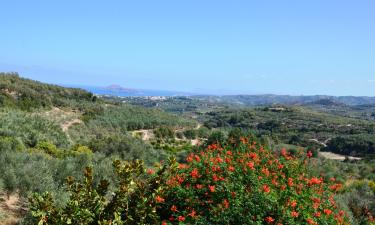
top-left (29, 138), bottom-right (352, 224)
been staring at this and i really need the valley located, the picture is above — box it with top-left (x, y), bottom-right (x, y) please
top-left (0, 73), bottom-right (374, 224)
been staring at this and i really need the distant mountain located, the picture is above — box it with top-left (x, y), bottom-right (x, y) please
top-left (70, 84), bottom-right (193, 97)
top-left (305, 99), bottom-right (345, 107)
top-left (193, 94), bottom-right (375, 106)
top-left (103, 84), bottom-right (142, 95)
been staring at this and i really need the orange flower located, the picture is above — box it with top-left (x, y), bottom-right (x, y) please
top-left (155, 196), bottom-right (165, 203)
top-left (290, 200), bottom-right (297, 208)
top-left (281, 148), bottom-right (288, 157)
top-left (186, 154), bottom-right (193, 162)
top-left (323, 209), bottom-right (332, 215)
top-left (306, 218), bottom-right (316, 225)
top-left (171, 205), bottom-right (178, 212)
top-left (212, 174), bottom-right (220, 182)
top-left (188, 209), bottom-right (197, 218)
top-left (208, 185), bottom-right (216, 192)
top-left (262, 167), bottom-right (270, 177)
top-left (248, 152), bottom-right (258, 159)
top-left (329, 183), bottom-right (342, 192)
top-left (191, 168), bottom-right (199, 179)
top-left (247, 162), bottom-right (255, 170)
top-left (147, 169), bottom-right (155, 175)
top-left (265, 216), bottom-right (275, 223)
top-left (262, 184), bottom-right (271, 193)
top-left (291, 211), bottom-right (299, 218)
top-left (223, 199), bottom-right (229, 209)
top-left (176, 175), bottom-right (184, 184)
top-left (196, 184), bottom-right (203, 189)
top-left (308, 177), bottom-right (322, 185)
top-left (178, 163), bottom-right (188, 169)
top-left (288, 178), bottom-right (294, 186)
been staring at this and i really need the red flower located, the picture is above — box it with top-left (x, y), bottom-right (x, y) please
top-left (290, 200), bottom-right (297, 208)
top-left (291, 211), bottom-right (299, 218)
top-left (262, 167), bottom-right (270, 176)
top-left (314, 211), bottom-right (321, 218)
top-left (223, 199), bottom-right (229, 209)
top-left (162, 220), bottom-right (167, 225)
top-left (196, 184), bottom-right (203, 189)
top-left (306, 218), bottom-right (317, 225)
top-left (288, 178), bottom-right (294, 187)
top-left (216, 157), bottom-right (224, 163)
top-left (171, 205), bottom-right (178, 212)
top-left (281, 148), bottom-right (288, 157)
top-left (191, 168), bottom-right (199, 179)
top-left (307, 151), bottom-right (313, 158)
top-left (262, 184), bottom-right (271, 193)
top-left (265, 216), bottom-right (275, 223)
top-left (188, 209), bottom-right (197, 218)
top-left (147, 169), bottom-right (155, 175)
top-left (208, 185), bottom-right (216, 192)
top-left (248, 152), bottom-right (258, 159)
top-left (329, 183), bottom-right (342, 192)
top-left (178, 216), bottom-right (185, 222)
top-left (323, 209), bottom-right (332, 215)
top-left (176, 175), bottom-right (184, 184)
top-left (228, 166), bottom-right (235, 172)
top-left (308, 177), bottom-right (322, 185)
top-left (155, 196), bottom-right (165, 203)
top-left (178, 163), bottom-right (188, 169)
top-left (247, 162), bottom-right (255, 170)
top-left (187, 154), bottom-right (193, 162)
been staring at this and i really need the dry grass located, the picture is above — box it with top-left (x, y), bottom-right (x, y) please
top-left (0, 193), bottom-right (25, 225)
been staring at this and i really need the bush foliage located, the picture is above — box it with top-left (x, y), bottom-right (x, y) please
top-left (29, 138), bottom-right (360, 224)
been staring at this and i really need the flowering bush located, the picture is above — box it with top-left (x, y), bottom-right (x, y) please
top-left (29, 137), bottom-right (353, 224)
top-left (157, 139), bottom-right (349, 225)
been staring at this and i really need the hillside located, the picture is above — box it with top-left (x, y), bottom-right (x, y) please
top-left (0, 74), bottom-right (200, 223)
top-left (193, 94), bottom-right (375, 106)
top-left (0, 73), bottom-right (96, 110)
top-left (121, 96), bottom-right (375, 158)
top-left (0, 74), bottom-right (374, 224)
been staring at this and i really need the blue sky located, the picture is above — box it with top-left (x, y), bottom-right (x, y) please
top-left (1, 0), bottom-right (374, 95)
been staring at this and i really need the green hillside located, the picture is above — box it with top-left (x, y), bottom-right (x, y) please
top-left (0, 73), bottom-right (95, 110)
top-left (0, 74), bottom-right (197, 224)
top-left (0, 74), bottom-right (373, 224)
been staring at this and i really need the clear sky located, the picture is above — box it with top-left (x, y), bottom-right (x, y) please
top-left (1, 0), bottom-right (374, 96)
